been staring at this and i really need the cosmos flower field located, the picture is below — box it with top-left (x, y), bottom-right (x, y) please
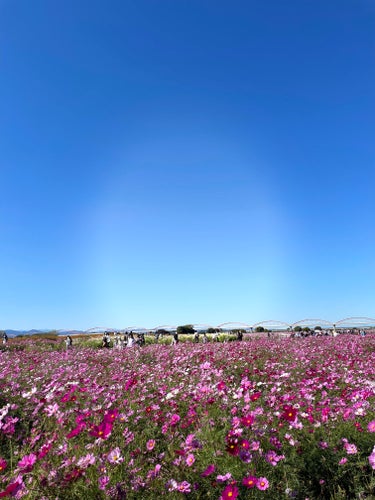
top-left (1, 335), bottom-right (375, 499)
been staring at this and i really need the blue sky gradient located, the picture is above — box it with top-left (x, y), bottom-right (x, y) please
top-left (1, 0), bottom-right (374, 329)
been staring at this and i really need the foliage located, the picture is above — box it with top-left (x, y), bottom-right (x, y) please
top-left (0, 335), bottom-right (375, 499)
top-left (176, 325), bottom-right (196, 335)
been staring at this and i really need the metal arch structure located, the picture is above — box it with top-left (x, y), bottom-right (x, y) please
top-left (119, 326), bottom-right (150, 333)
top-left (252, 320), bottom-right (290, 331)
top-left (154, 325), bottom-right (177, 331)
top-left (85, 326), bottom-right (117, 334)
top-left (217, 322), bottom-right (252, 331)
top-left (290, 319), bottom-right (334, 329)
top-left (335, 317), bottom-right (375, 328)
top-left (192, 323), bottom-right (217, 332)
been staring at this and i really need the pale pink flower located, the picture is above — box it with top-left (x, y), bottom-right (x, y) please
top-left (146, 439), bottom-right (155, 451)
top-left (367, 420), bottom-right (375, 432)
top-left (77, 453), bottom-right (96, 469)
top-left (107, 447), bottom-right (123, 464)
top-left (257, 477), bottom-right (269, 490)
top-left (344, 443), bottom-right (357, 455)
top-left (185, 453), bottom-right (195, 466)
top-left (45, 403), bottom-right (59, 416)
top-left (217, 472), bottom-right (232, 483)
top-left (99, 475), bottom-right (110, 490)
top-left (177, 481), bottom-right (191, 493)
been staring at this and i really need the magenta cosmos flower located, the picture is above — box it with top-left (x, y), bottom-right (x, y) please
top-left (242, 475), bottom-right (257, 488)
top-left (201, 464), bottom-right (215, 477)
top-left (367, 420), bottom-right (375, 432)
top-left (89, 421), bottom-right (113, 439)
top-left (17, 453), bottom-right (37, 472)
top-left (282, 405), bottom-right (297, 422)
top-left (241, 414), bottom-right (255, 427)
top-left (221, 484), bottom-right (239, 499)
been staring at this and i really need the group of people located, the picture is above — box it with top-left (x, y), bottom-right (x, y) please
top-left (159, 330), bottom-right (244, 344)
top-left (290, 328), bottom-right (369, 338)
top-left (102, 331), bottom-right (145, 349)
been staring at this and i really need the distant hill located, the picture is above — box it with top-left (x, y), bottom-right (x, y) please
top-left (4, 329), bottom-right (86, 337)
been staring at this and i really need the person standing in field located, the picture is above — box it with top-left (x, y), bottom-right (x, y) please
top-left (2, 331), bottom-right (8, 345)
top-left (65, 335), bottom-right (73, 349)
top-left (102, 331), bottom-right (111, 348)
top-left (172, 331), bottom-right (179, 345)
top-left (127, 332), bottom-right (135, 347)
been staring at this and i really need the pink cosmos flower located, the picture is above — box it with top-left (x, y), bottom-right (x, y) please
top-left (90, 421), bottom-right (113, 439)
top-left (17, 453), bottom-right (37, 472)
top-left (201, 464), bottom-right (215, 477)
top-left (107, 447), bottom-right (123, 464)
top-left (66, 422), bottom-right (86, 439)
top-left (166, 479), bottom-right (178, 492)
top-left (217, 381), bottom-right (227, 392)
top-left (146, 439), bottom-right (155, 451)
top-left (185, 453), bottom-right (195, 466)
top-left (221, 484), bottom-right (239, 499)
top-left (0, 474), bottom-right (25, 498)
top-left (282, 405), bottom-right (297, 422)
top-left (147, 463), bottom-right (161, 479)
top-left (217, 473), bottom-right (232, 483)
top-left (98, 475), bottom-right (110, 490)
top-left (367, 420), bottom-right (375, 432)
top-left (339, 457), bottom-right (348, 465)
top-left (240, 439), bottom-right (250, 450)
top-left (177, 481), bottom-right (191, 493)
top-left (368, 446), bottom-right (375, 470)
top-left (250, 440), bottom-right (260, 451)
top-left (104, 408), bottom-right (119, 423)
top-left (77, 453), bottom-right (96, 468)
top-left (242, 475), bottom-right (257, 488)
top-left (256, 477), bottom-right (269, 490)
top-left (241, 414), bottom-right (255, 427)
top-left (344, 443), bottom-right (357, 454)
top-left (45, 403), bottom-right (59, 416)
top-left (170, 413), bottom-right (180, 426)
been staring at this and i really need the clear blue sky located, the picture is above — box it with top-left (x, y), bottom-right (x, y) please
top-left (1, 0), bottom-right (374, 330)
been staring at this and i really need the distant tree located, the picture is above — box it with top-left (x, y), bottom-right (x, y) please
top-left (303, 327), bottom-right (311, 332)
top-left (156, 329), bottom-right (170, 336)
top-left (314, 326), bottom-right (322, 331)
top-left (177, 324), bottom-right (196, 335)
top-left (255, 326), bottom-right (265, 332)
top-left (294, 326), bottom-right (302, 332)
top-left (207, 328), bottom-right (221, 333)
